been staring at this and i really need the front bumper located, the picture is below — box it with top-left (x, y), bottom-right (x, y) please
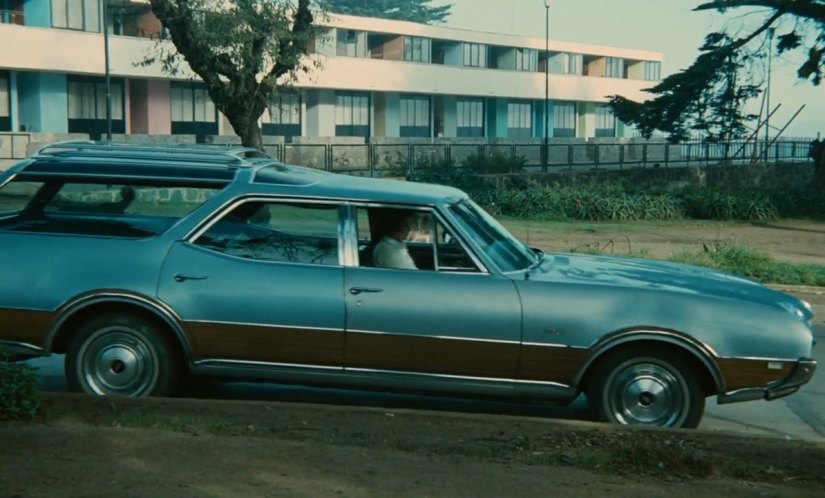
top-left (717, 358), bottom-right (817, 405)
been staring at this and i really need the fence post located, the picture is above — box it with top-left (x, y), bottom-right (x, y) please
top-left (642, 144), bottom-right (648, 169)
top-left (367, 144), bottom-right (375, 178)
top-left (704, 142), bottom-right (710, 167)
top-left (664, 143), bottom-right (670, 168)
top-left (326, 144), bottom-right (332, 172)
top-left (593, 143), bottom-right (600, 170)
top-left (408, 143), bottom-right (414, 176)
top-left (567, 144), bottom-right (573, 171)
top-left (619, 144), bottom-right (625, 170)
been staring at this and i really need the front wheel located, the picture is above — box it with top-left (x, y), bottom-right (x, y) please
top-left (586, 347), bottom-right (705, 429)
top-left (65, 314), bottom-right (180, 397)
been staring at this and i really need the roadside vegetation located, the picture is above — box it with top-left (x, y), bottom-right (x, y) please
top-left (404, 153), bottom-right (825, 286)
top-left (0, 351), bottom-right (40, 421)
top-left (407, 153), bottom-right (825, 222)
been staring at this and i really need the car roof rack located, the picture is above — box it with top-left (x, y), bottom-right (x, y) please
top-left (34, 141), bottom-right (271, 167)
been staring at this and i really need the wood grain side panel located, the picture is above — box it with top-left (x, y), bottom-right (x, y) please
top-left (0, 307), bottom-right (53, 348)
top-left (519, 345), bottom-right (590, 384)
top-left (185, 322), bottom-right (344, 367)
top-left (346, 332), bottom-right (520, 379)
top-left (717, 358), bottom-right (794, 391)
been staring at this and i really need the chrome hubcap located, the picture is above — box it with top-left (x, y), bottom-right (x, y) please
top-left (79, 328), bottom-right (158, 396)
top-left (606, 360), bottom-right (688, 427)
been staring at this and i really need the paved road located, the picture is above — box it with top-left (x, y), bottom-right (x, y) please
top-left (25, 312), bottom-right (825, 441)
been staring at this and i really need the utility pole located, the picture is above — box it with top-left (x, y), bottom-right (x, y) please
top-left (542, 0), bottom-right (550, 172)
top-left (102, 0), bottom-right (112, 141)
top-left (764, 27), bottom-right (774, 162)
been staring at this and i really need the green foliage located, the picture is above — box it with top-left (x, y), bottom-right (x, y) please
top-left (609, 32), bottom-right (762, 142)
top-left (145, 0), bottom-right (318, 148)
top-left (0, 352), bottom-right (41, 421)
top-left (320, 0), bottom-right (451, 24)
top-left (609, 1), bottom-right (825, 143)
top-left (679, 189), bottom-right (779, 220)
top-left (671, 241), bottom-right (825, 286)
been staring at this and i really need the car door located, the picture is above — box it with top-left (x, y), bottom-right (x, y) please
top-left (343, 205), bottom-right (523, 387)
top-left (157, 198), bottom-right (346, 369)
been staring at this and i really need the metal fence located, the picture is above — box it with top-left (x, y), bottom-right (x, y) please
top-left (1, 135), bottom-right (815, 176)
top-left (264, 139), bottom-right (816, 177)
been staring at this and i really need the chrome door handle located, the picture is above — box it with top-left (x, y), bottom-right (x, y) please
top-left (349, 287), bottom-right (383, 295)
top-left (174, 274), bottom-right (209, 282)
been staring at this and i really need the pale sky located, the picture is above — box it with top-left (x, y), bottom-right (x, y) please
top-left (433, 0), bottom-right (822, 138)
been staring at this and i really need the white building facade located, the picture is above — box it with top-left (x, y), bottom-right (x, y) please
top-left (0, 0), bottom-right (663, 142)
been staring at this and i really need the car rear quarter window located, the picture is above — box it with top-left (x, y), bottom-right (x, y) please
top-left (0, 181), bottom-right (42, 214)
top-left (0, 179), bottom-right (220, 238)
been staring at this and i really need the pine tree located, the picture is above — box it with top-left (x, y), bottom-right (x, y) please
top-left (321, 0), bottom-right (451, 24)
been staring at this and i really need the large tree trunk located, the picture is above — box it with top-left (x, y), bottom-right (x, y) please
top-left (226, 113), bottom-right (264, 151)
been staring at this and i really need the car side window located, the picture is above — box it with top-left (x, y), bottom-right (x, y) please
top-left (195, 201), bottom-right (340, 266)
top-left (356, 206), bottom-right (480, 273)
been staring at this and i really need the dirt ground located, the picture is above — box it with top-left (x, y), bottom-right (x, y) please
top-left (2, 221), bottom-right (825, 498)
top-left (505, 219), bottom-right (825, 265)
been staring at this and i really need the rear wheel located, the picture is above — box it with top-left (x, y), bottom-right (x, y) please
top-left (65, 313), bottom-right (180, 397)
top-left (587, 347), bottom-right (705, 429)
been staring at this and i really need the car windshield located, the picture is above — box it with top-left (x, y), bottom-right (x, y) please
top-left (448, 200), bottom-right (536, 272)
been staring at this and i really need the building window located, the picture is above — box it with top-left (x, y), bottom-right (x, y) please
top-left (507, 101), bottom-right (532, 138)
top-left (335, 91), bottom-right (370, 137)
top-left (553, 102), bottom-right (576, 137)
top-left (67, 76), bottom-right (125, 139)
top-left (68, 80), bottom-right (124, 120)
top-left (515, 48), bottom-right (537, 72)
top-left (400, 95), bottom-right (430, 138)
top-left (263, 92), bottom-right (301, 137)
top-left (457, 98), bottom-right (484, 137)
top-left (595, 104), bottom-right (616, 137)
top-left (404, 36), bottom-right (431, 63)
top-left (170, 83), bottom-right (216, 123)
top-left (644, 61), bottom-right (661, 81)
top-left (0, 72), bottom-right (9, 131)
top-left (463, 43), bottom-right (487, 68)
top-left (170, 82), bottom-right (217, 139)
top-left (562, 53), bottom-right (583, 75)
top-left (2, 0), bottom-right (24, 24)
top-left (606, 57), bottom-right (624, 78)
top-left (51, 0), bottom-right (99, 32)
top-left (336, 29), bottom-right (366, 58)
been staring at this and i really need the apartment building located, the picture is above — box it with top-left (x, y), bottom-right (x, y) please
top-left (0, 0), bottom-right (663, 141)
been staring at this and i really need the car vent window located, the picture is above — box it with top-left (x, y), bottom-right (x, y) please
top-left (195, 201), bottom-right (341, 266)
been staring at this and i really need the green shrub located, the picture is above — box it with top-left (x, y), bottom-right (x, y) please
top-left (0, 352), bottom-right (41, 421)
top-left (679, 189), bottom-right (779, 221)
top-left (671, 242), bottom-right (825, 286)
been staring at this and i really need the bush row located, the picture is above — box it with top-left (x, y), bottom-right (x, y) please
top-left (408, 154), bottom-right (825, 221)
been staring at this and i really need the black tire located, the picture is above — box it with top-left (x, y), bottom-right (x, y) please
top-left (586, 346), bottom-right (706, 429)
top-left (65, 313), bottom-right (181, 397)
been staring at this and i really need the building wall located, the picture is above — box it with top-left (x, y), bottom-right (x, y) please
top-left (306, 89), bottom-right (336, 137)
top-left (18, 72), bottom-right (67, 133)
top-left (24, 0), bottom-right (50, 28)
top-left (578, 102), bottom-right (595, 139)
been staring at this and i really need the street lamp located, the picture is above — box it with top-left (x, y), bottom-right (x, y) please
top-left (101, 0), bottom-right (112, 141)
top-left (542, 0), bottom-right (550, 172)
top-left (764, 27), bottom-right (774, 162)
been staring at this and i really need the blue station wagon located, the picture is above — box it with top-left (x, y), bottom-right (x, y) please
top-left (0, 142), bottom-right (816, 428)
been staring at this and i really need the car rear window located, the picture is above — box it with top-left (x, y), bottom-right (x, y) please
top-left (0, 179), bottom-right (221, 238)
